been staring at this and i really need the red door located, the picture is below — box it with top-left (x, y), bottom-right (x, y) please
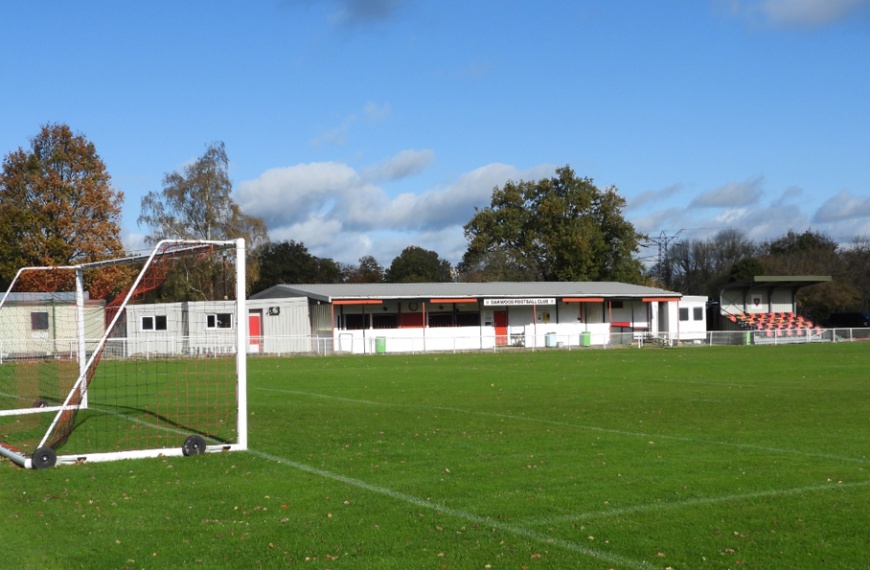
top-left (494, 310), bottom-right (508, 346)
top-left (248, 312), bottom-right (262, 353)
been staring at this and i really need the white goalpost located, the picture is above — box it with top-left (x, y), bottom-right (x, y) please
top-left (0, 239), bottom-right (248, 469)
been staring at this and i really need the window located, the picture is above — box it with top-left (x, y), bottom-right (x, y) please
top-left (428, 313), bottom-right (455, 328)
top-left (372, 314), bottom-right (398, 329)
top-left (207, 313), bottom-right (233, 329)
top-left (31, 312), bottom-right (49, 331)
top-left (343, 314), bottom-right (368, 330)
top-left (693, 307), bottom-right (703, 321)
top-left (679, 308), bottom-right (689, 321)
top-left (456, 312), bottom-right (481, 327)
top-left (142, 315), bottom-right (167, 331)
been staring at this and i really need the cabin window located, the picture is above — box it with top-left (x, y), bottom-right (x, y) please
top-left (31, 312), bottom-right (49, 331)
top-left (142, 315), bottom-right (167, 331)
top-left (693, 307), bottom-right (703, 321)
top-left (207, 313), bottom-right (233, 329)
top-left (679, 308), bottom-right (690, 321)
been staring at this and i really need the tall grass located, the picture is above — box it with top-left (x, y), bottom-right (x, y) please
top-left (3, 343), bottom-right (868, 569)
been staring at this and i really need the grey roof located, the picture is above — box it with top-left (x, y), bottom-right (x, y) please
top-left (720, 275), bottom-right (831, 291)
top-left (251, 282), bottom-right (680, 303)
top-left (1, 292), bottom-right (88, 303)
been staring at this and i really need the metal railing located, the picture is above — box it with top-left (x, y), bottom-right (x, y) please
top-left (2, 328), bottom-right (869, 363)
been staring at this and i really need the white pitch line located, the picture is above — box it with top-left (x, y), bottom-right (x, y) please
top-left (256, 387), bottom-right (870, 465)
top-left (248, 448), bottom-right (658, 570)
top-left (524, 480), bottom-right (870, 526)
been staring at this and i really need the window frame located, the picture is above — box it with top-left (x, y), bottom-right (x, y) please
top-left (206, 313), bottom-right (234, 329)
top-left (141, 315), bottom-right (168, 331)
top-left (30, 311), bottom-right (50, 331)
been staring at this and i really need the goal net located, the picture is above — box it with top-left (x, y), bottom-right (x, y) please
top-left (0, 239), bottom-right (247, 469)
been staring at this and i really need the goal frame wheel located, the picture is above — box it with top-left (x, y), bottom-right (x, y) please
top-left (182, 435), bottom-right (207, 457)
top-left (31, 447), bottom-right (57, 469)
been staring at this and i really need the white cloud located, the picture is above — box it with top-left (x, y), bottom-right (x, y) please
top-left (311, 101), bottom-right (391, 148)
top-left (727, 0), bottom-right (870, 27)
top-left (690, 177), bottom-right (764, 208)
top-left (329, 0), bottom-right (405, 26)
top-left (627, 183), bottom-right (684, 211)
top-left (362, 149), bottom-right (435, 183)
top-left (776, 185), bottom-right (804, 203)
top-left (362, 101), bottom-right (392, 122)
top-left (122, 231), bottom-right (150, 255)
top-left (237, 158), bottom-right (870, 265)
top-left (631, 207), bottom-right (693, 236)
top-left (813, 189), bottom-right (870, 222)
top-left (383, 163), bottom-right (524, 230)
top-left (285, 0), bottom-right (407, 27)
top-left (235, 157), bottom-right (550, 264)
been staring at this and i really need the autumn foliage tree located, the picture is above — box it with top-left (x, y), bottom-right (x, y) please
top-left (343, 255), bottom-right (385, 283)
top-left (0, 123), bottom-right (125, 293)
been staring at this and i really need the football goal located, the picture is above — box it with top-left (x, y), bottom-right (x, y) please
top-left (0, 239), bottom-right (247, 469)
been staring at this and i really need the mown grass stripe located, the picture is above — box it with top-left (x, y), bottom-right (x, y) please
top-left (257, 386), bottom-right (870, 465)
top-left (249, 448), bottom-right (658, 570)
top-left (523, 480), bottom-right (870, 526)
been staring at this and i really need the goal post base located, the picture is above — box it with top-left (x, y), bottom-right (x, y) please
top-left (53, 443), bottom-right (247, 467)
top-left (0, 444), bottom-right (29, 469)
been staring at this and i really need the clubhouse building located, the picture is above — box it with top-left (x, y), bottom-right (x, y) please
top-left (250, 281), bottom-right (699, 354)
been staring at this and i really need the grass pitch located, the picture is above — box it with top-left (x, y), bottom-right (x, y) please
top-left (4, 343), bottom-right (868, 569)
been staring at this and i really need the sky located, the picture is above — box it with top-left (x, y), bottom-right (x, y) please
top-left (2, 0), bottom-right (870, 268)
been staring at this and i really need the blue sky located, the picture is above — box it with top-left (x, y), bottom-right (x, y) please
top-left (2, 0), bottom-right (870, 267)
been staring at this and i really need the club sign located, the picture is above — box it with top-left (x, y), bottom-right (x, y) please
top-left (483, 298), bottom-right (556, 306)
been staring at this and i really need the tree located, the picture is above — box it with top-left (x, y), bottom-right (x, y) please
top-left (762, 230), bottom-right (838, 274)
top-left (343, 255), bottom-right (385, 283)
top-left (138, 142), bottom-right (268, 247)
top-left (657, 229), bottom-right (759, 297)
top-left (461, 166), bottom-right (644, 283)
top-left (842, 236), bottom-right (870, 311)
top-left (728, 257), bottom-right (765, 282)
top-left (138, 142), bottom-right (269, 294)
top-left (759, 230), bottom-right (858, 322)
top-left (252, 240), bottom-right (342, 292)
top-left (0, 123), bottom-right (125, 287)
top-left (386, 246), bottom-right (452, 283)
top-left (458, 249), bottom-right (540, 283)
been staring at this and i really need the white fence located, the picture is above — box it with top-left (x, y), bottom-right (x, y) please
top-left (266, 327), bottom-right (870, 356)
top-left (2, 328), bottom-right (869, 363)
top-left (262, 327), bottom-right (870, 355)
